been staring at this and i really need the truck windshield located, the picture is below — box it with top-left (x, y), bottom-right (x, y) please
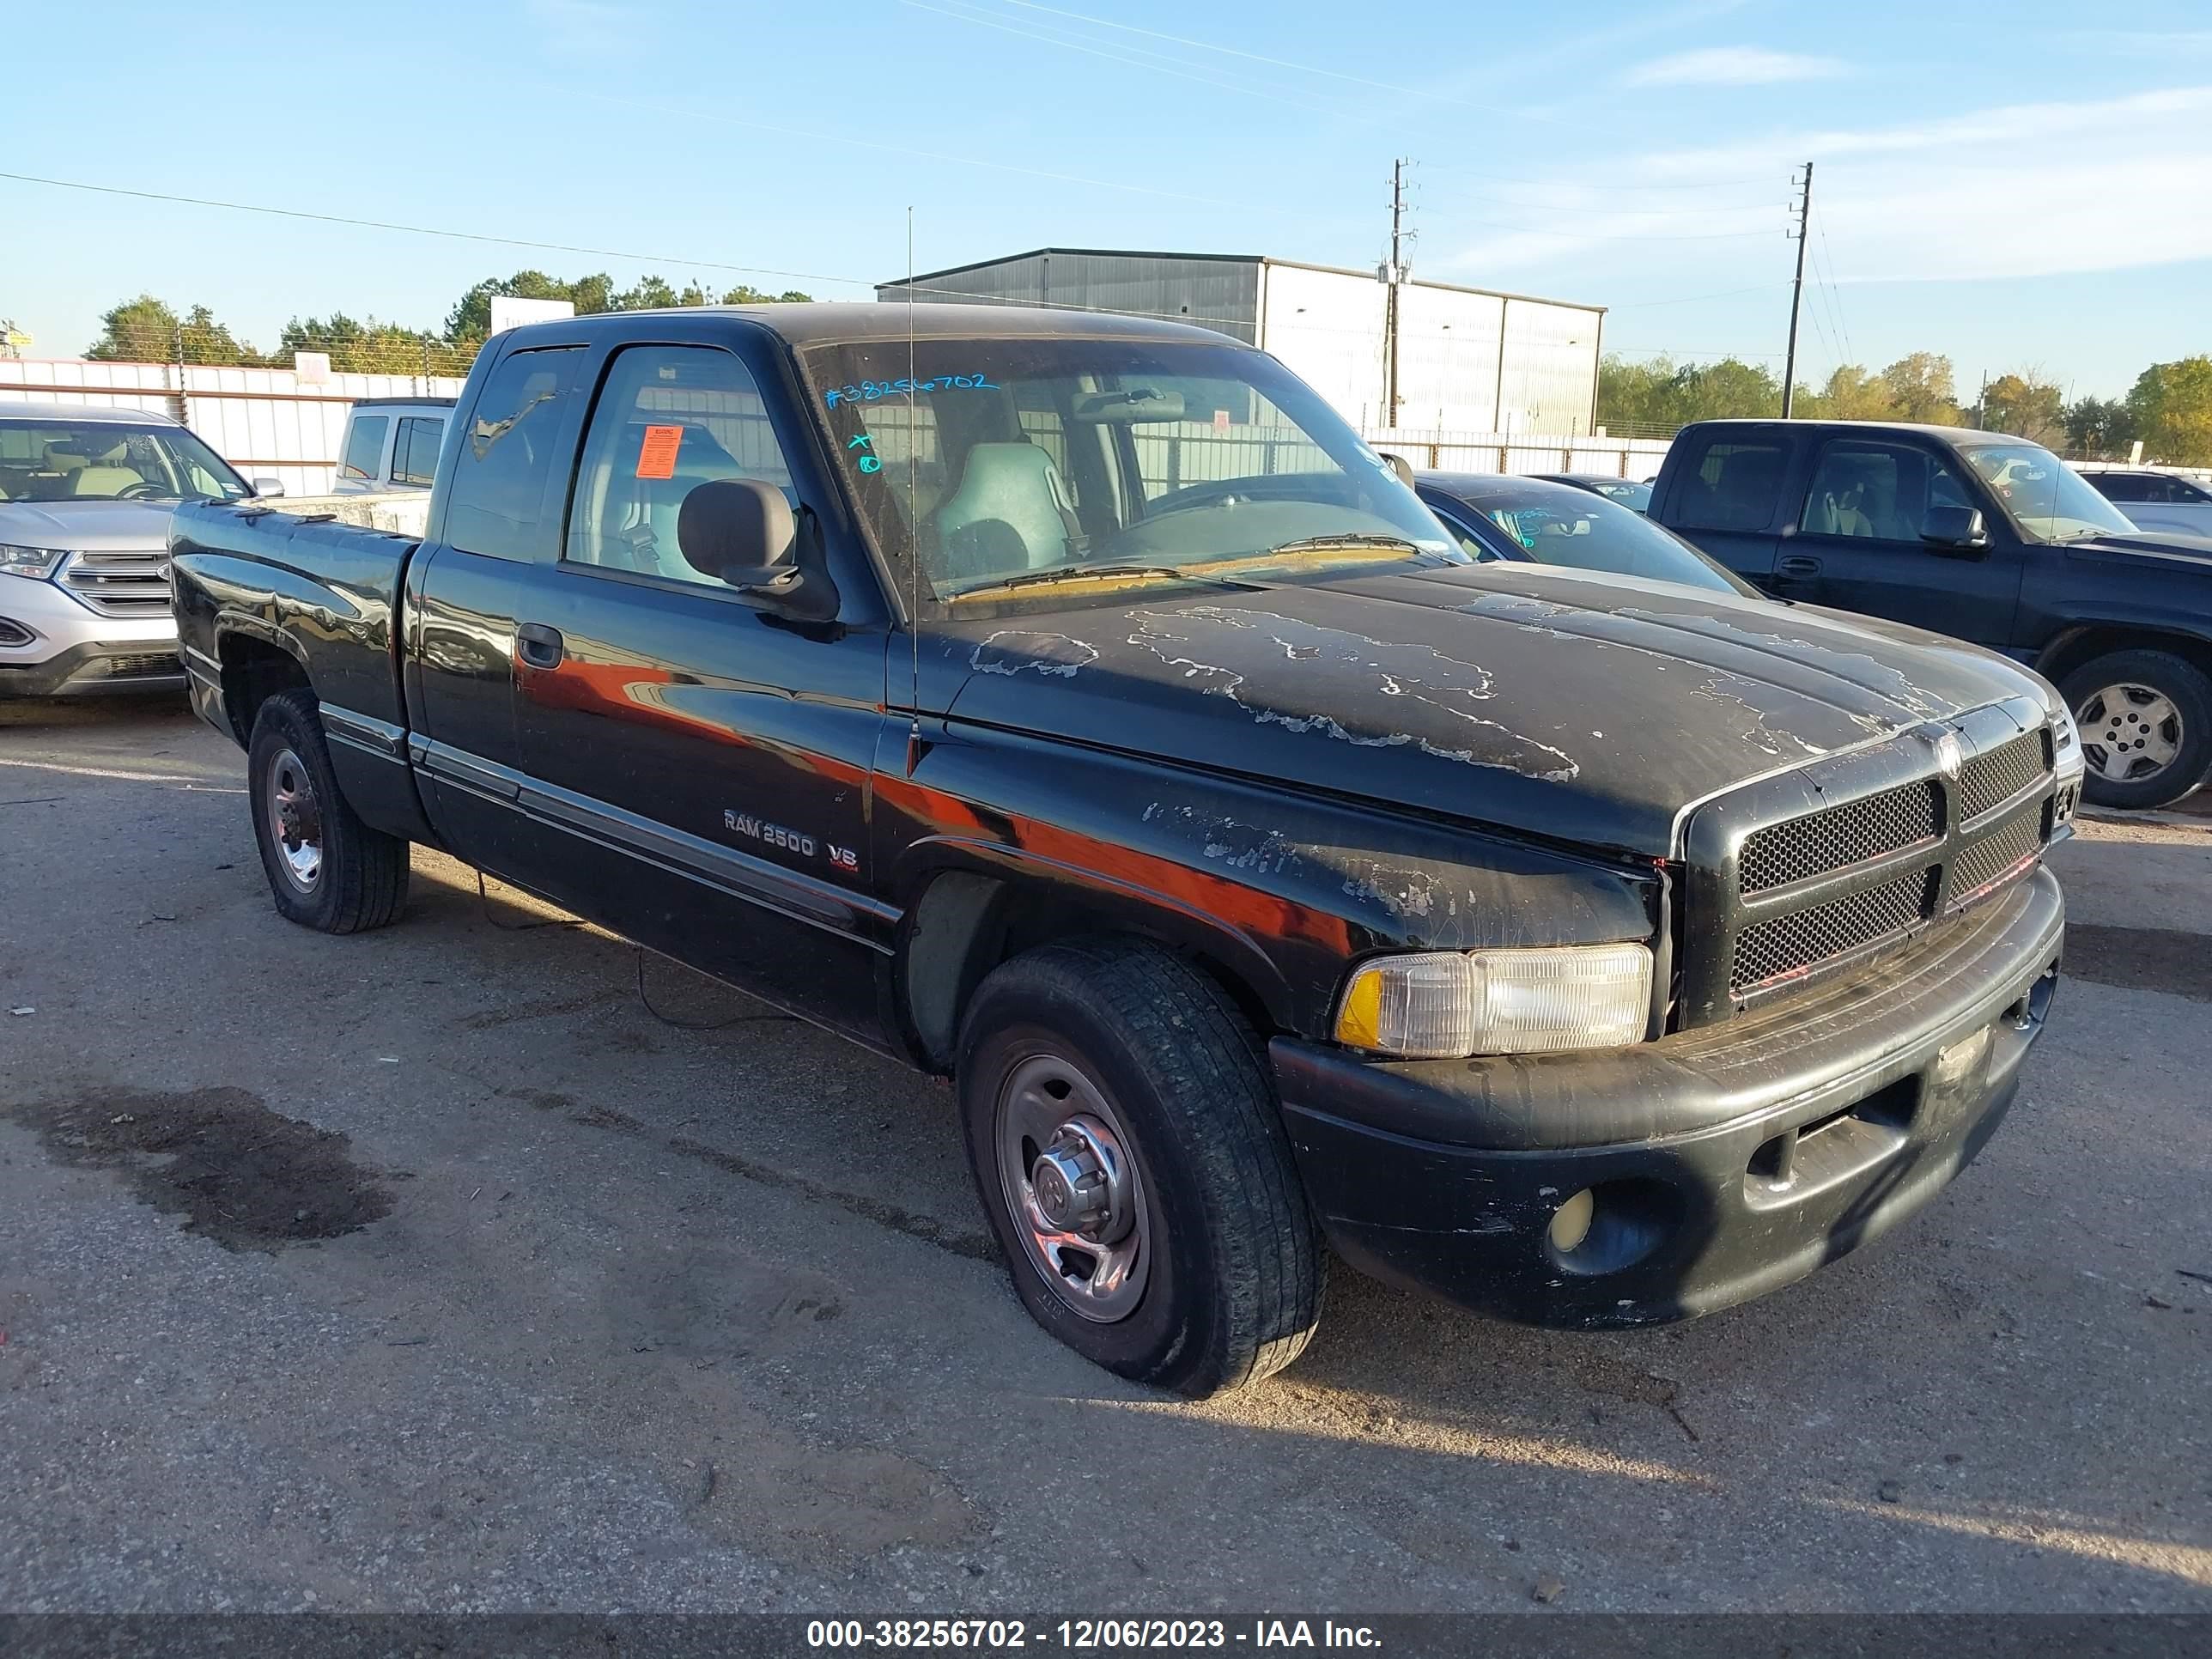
top-left (800, 337), bottom-right (1458, 599)
top-left (0, 418), bottom-right (251, 505)
top-left (1959, 442), bottom-right (2135, 544)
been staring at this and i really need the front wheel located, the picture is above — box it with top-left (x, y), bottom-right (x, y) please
top-left (246, 689), bottom-right (410, 933)
top-left (2060, 650), bottom-right (2212, 811)
top-left (955, 939), bottom-right (1322, 1398)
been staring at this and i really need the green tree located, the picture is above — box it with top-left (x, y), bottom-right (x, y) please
top-left (2063, 395), bottom-right (2134, 460)
top-left (1877, 352), bottom-right (1961, 425)
top-left (1980, 370), bottom-right (2065, 447)
top-left (1794, 363), bottom-right (1898, 421)
top-left (88, 295), bottom-right (262, 364)
top-left (279, 313), bottom-right (476, 376)
top-left (1597, 354), bottom-right (1781, 431)
top-left (2124, 356), bottom-right (2212, 466)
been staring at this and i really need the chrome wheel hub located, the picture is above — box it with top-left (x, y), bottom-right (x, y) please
top-left (266, 747), bottom-right (323, 891)
top-left (2076, 684), bottom-right (2182, 783)
top-left (995, 1052), bottom-right (1149, 1323)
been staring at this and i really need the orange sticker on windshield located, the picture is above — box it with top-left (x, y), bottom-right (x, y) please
top-left (636, 424), bottom-right (684, 479)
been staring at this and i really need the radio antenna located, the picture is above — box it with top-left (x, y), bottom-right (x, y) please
top-left (903, 205), bottom-right (922, 777)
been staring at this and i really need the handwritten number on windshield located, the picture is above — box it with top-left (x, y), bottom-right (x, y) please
top-left (825, 374), bottom-right (1003, 409)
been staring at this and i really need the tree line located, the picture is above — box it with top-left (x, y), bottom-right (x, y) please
top-left (81, 270), bottom-right (814, 378)
top-left (1599, 351), bottom-right (2212, 466)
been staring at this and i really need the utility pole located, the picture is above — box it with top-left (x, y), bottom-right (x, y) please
top-left (1781, 161), bottom-right (1813, 418)
top-left (1382, 158), bottom-right (1411, 429)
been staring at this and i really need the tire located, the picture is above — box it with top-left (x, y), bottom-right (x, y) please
top-left (2059, 649), bottom-right (2212, 811)
top-left (954, 938), bottom-right (1322, 1398)
top-left (246, 689), bottom-right (410, 933)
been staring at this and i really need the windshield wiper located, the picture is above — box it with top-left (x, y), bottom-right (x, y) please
top-left (948, 562), bottom-right (1192, 599)
top-left (1259, 534), bottom-right (1428, 556)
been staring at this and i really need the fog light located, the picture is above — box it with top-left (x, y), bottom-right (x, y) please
top-left (1547, 1188), bottom-right (1595, 1253)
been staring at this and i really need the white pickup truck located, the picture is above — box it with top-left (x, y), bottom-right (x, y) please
top-left (332, 397), bottom-right (453, 495)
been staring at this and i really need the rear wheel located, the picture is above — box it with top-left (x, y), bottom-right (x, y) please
top-left (246, 689), bottom-right (410, 933)
top-left (2061, 650), bottom-right (2212, 811)
top-left (955, 939), bottom-right (1322, 1398)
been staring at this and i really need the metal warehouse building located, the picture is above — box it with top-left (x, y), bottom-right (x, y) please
top-left (877, 248), bottom-right (1606, 435)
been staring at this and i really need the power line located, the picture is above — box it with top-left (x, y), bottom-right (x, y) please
top-left (0, 171), bottom-right (855, 290)
top-left (990, 0), bottom-right (1443, 98)
top-left (1608, 282), bottom-right (1795, 309)
top-left (898, 0), bottom-right (1335, 107)
top-left (566, 88), bottom-right (1285, 216)
top-left (1813, 204), bottom-right (1856, 363)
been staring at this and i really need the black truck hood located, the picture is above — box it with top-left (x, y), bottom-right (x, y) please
top-left (2060, 528), bottom-right (2212, 566)
top-left (936, 563), bottom-right (2042, 859)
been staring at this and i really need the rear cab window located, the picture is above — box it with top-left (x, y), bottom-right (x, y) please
top-left (339, 416), bottom-right (388, 483)
top-left (1674, 435), bottom-right (1789, 531)
top-left (443, 349), bottom-right (586, 561)
top-left (392, 416), bottom-right (444, 488)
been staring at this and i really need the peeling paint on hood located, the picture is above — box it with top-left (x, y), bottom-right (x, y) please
top-left (936, 562), bottom-right (2036, 857)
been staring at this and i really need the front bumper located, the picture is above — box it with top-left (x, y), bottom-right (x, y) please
top-left (1273, 866), bottom-right (2063, 1328)
top-left (0, 637), bottom-right (186, 697)
top-left (0, 576), bottom-right (183, 697)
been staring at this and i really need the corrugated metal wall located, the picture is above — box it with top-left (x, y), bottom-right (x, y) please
top-left (1495, 298), bottom-right (1602, 435)
top-left (880, 252), bottom-right (1261, 343)
top-left (1257, 264), bottom-right (1600, 435)
top-left (877, 252), bottom-right (1601, 435)
top-left (0, 358), bottom-right (466, 496)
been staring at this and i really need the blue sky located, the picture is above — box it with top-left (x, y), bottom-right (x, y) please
top-left (5, 0), bottom-right (2209, 399)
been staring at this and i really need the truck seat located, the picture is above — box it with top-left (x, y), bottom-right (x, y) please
top-left (933, 442), bottom-right (1078, 580)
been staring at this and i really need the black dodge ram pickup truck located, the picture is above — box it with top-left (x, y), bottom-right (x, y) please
top-left (173, 306), bottom-right (2070, 1396)
top-left (1651, 417), bottom-right (2212, 809)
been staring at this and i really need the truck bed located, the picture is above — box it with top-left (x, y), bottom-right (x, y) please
top-left (169, 499), bottom-right (422, 744)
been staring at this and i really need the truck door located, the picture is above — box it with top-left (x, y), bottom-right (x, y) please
top-left (1782, 435), bottom-right (2024, 646)
top-left (404, 343), bottom-right (588, 873)
top-left (1660, 428), bottom-right (1790, 585)
top-left (505, 337), bottom-right (894, 1043)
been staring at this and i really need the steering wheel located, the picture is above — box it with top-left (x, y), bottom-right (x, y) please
top-left (118, 482), bottom-right (168, 501)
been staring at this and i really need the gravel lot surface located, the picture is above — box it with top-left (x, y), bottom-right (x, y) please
top-left (3, 696), bottom-right (2208, 1613)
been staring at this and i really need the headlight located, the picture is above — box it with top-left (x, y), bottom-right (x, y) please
top-left (1334, 942), bottom-right (1654, 1059)
top-left (0, 544), bottom-right (69, 580)
top-left (2049, 702), bottom-right (2084, 824)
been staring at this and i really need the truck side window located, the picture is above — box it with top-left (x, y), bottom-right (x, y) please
top-left (1800, 441), bottom-right (1966, 541)
top-left (392, 417), bottom-right (443, 488)
top-left (1674, 439), bottom-right (1785, 531)
top-left (446, 347), bottom-right (584, 562)
top-left (339, 416), bottom-right (387, 483)
top-left (564, 345), bottom-right (794, 586)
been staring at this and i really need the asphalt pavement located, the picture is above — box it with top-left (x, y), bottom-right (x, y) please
top-left (3, 696), bottom-right (2208, 1613)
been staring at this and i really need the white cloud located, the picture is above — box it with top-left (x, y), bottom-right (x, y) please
top-left (1437, 85), bottom-right (2212, 287)
top-left (1623, 47), bottom-right (1844, 87)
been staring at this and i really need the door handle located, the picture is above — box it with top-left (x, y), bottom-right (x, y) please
top-left (1777, 555), bottom-right (1823, 579)
top-left (514, 623), bottom-right (565, 669)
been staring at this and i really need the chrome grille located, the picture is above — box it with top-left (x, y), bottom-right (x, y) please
top-left (1739, 779), bottom-right (1941, 894)
top-left (63, 550), bottom-right (173, 617)
top-left (1950, 805), bottom-right (2045, 903)
top-left (1958, 730), bottom-right (2045, 821)
top-left (1684, 704), bottom-right (2060, 1025)
top-left (1732, 868), bottom-right (1936, 993)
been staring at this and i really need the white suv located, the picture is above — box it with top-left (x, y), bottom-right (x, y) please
top-left (0, 401), bottom-right (272, 697)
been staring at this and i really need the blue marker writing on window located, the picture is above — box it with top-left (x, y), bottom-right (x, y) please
top-left (825, 374), bottom-right (1004, 409)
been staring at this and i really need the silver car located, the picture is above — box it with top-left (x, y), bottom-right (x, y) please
top-left (0, 401), bottom-right (273, 696)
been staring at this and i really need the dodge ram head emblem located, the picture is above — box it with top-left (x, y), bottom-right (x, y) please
top-left (1933, 732), bottom-right (1964, 776)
